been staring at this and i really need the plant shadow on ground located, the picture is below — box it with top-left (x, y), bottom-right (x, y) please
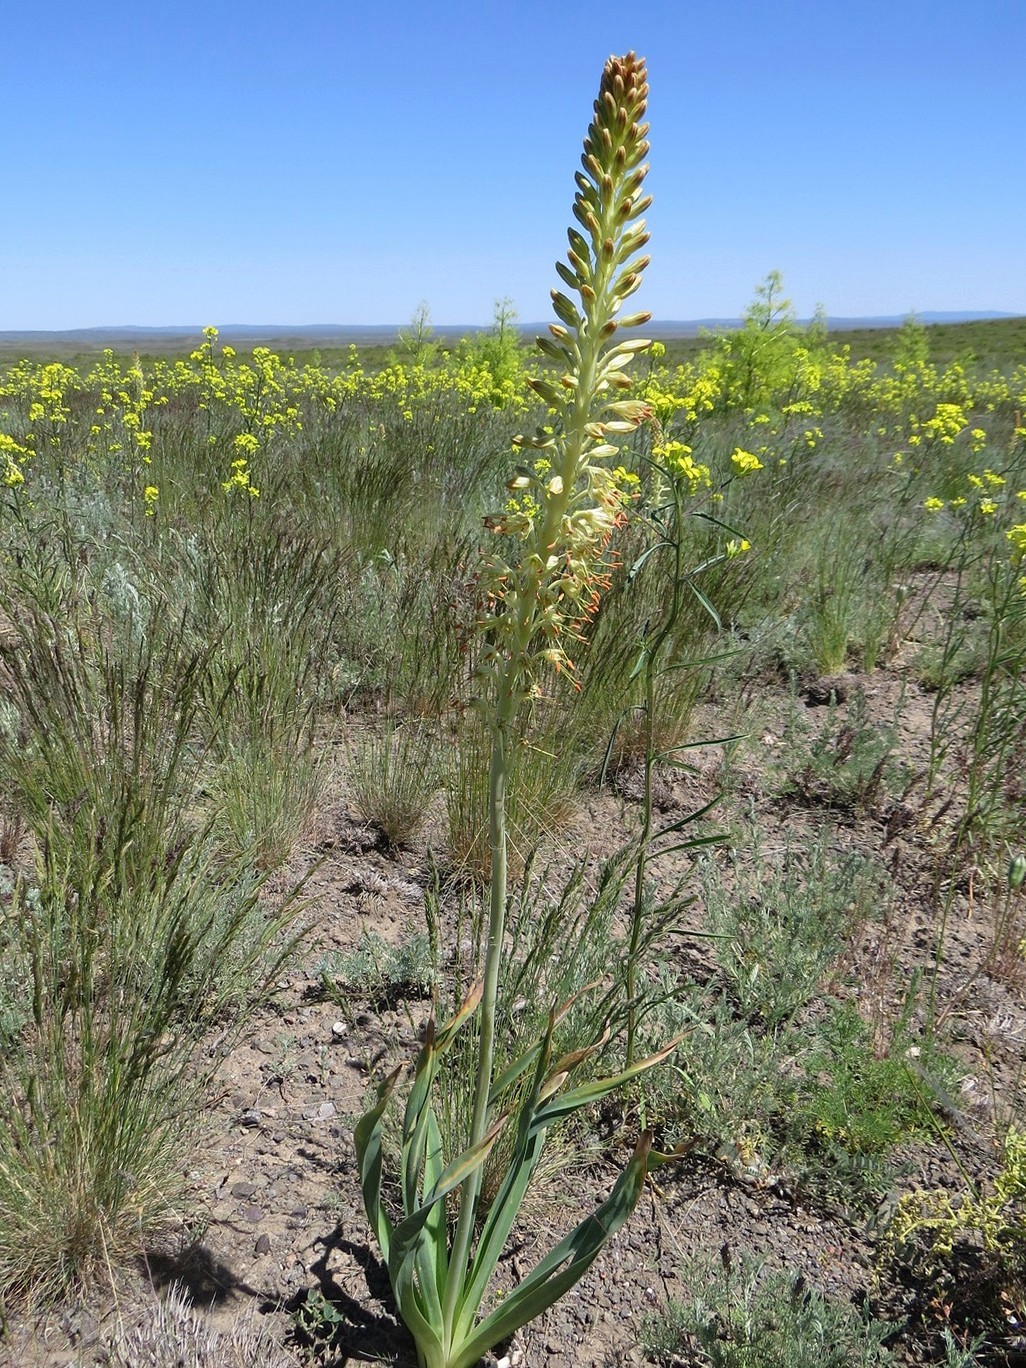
top-left (286, 1230), bottom-right (407, 1367)
top-left (140, 1242), bottom-right (265, 1309)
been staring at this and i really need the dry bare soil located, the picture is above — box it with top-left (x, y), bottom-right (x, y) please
top-left (4, 589), bottom-right (1024, 1368)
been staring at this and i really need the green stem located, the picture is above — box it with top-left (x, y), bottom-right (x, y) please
top-left (435, 53), bottom-right (652, 1361)
top-left (443, 247), bottom-right (615, 1341)
top-left (625, 473), bottom-right (685, 1067)
top-left (442, 702), bottom-right (511, 1340)
top-left (625, 659), bottom-right (654, 1067)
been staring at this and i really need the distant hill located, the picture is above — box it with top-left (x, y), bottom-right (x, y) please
top-left (0, 312), bottom-right (1021, 353)
top-left (639, 311), bottom-right (1021, 339)
top-left (0, 323), bottom-right (405, 351)
top-left (0, 312), bottom-right (1022, 361)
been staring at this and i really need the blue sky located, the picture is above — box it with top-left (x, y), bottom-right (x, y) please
top-left (4, 0), bottom-right (1023, 329)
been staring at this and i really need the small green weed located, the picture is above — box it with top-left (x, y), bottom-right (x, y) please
top-left (702, 835), bottom-right (891, 1026)
top-left (793, 1001), bottom-right (949, 1158)
top-left (643, 1250), bottom-right (896, 1366)
top-left (317, 927), bottom-right (435, 1010)
top-left (781, 688), bottom-right (909, 814)
top-left (646, 982), bottom-right (954, 1209)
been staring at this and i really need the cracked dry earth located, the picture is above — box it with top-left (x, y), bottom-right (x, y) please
top-left (4, 662), bottom-right (1026, 1368)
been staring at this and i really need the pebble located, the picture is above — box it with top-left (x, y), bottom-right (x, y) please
top-left (301, 1101), bottom-right (337, 1121)
top-left (254, 1233), bottom-right (271, 1255)
top-left (243, 1205), bottom-right (265, 1223)
top-left (231, 1182), bottom-right (258, 1199)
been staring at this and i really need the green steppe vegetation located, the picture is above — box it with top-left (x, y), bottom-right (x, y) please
top-left (2, 263), bottom-right (1026, 1368)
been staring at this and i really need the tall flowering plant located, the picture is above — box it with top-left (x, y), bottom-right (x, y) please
top-left (356, 54), bottom-right (678, 1368)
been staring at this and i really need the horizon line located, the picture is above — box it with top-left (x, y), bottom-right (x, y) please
top-left (1, 310), bottom-right (1022, 340)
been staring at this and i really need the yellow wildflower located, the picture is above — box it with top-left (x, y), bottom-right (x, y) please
top-left (222, 457), bottom-right (260, 497)
top-left (655, 441), bottom-right (711, 494)
top-left (731, 448), bottom-right (764, 475)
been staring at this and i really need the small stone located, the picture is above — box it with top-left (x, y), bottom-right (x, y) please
top-left (331, 1021), bottom-right (347, 1039)
top-left (254, 1233), bottom-right (271, 1255)
top-left (243, 1205), bottom-right (264, 1224)
top-left (239, 1109), bottom-right (262, 1128)
top-left (231, 1182), bottom-right (258, 1199)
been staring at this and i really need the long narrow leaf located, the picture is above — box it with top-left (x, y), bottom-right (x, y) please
top-left (403, 1025), bottom-right (441, 1218)
top-left (685, 577), bottom-right (722, 629)
top-left (450, 1132), bottom-right (658, 1368)
top-left (657, 732), bottom-right (745, 755)
top-left (627, 540), bottom-right (673, 580)
top-left (353, 1065), bottom-right (402, 1265)
top-left (401, 1087), bottom-right (446, 1331)
top-left (598, 705), bottom-right (644, 790)
top-left (388, 1114), bottom-right (509, 1308)
top-left (690, 509), bottom-right (748, 538)
top-left (455, 1013), bottom-right (559, 1339)
top-left (627, 646), bottom-right (650, 684)
top-left (487, 981), bottom-right (603, 1106)
top-left (653, 794), bottom-right (722, 841)
top-left (532, 1035), bottom-right (684, 1131)
top-left (434, 978), bottom-right (485, 1053)
top-left (420, 1105), bottom-right (450, 1313)
top-left (538, 1029), bottom-right (612, 1103)
top-left (651, 831), bottom-right (729, 860)
top-left (457, 1022), bottom-right (635, 1332)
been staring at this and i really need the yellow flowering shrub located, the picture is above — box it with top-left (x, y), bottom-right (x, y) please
top-left (889, 1127), bottom-right (1026, 1263)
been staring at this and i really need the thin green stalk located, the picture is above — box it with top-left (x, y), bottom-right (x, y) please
top-left (450, 48), bottom-right (654, 1348)
top-left (626, 469), bottom-right (684, 1066)
top-left (357, 55), bottom-right (669, 1368)
top-left (442, 710), bottom-right (510, 1338)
